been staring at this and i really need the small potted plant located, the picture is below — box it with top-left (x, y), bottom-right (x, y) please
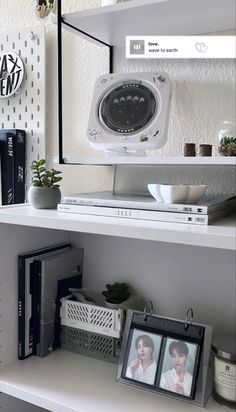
top-left (102, 282), bottom-right (130, 309)
top-left (28, 159), bottom-right (62, 209)
top-left (218, 136), bottom-right (236, 156)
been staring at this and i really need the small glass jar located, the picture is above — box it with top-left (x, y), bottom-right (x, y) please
top-left (183, 143), bottom-right (196, 156)
top-left (218, 120), bottom-right (236, 156)
top-left (212, 336), bottom-right (236, 408)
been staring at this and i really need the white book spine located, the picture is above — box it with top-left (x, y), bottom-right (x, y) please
top-left (58, 204), bottom-right (210, 225)
top-left (62, 197), bottom-right (209, 214)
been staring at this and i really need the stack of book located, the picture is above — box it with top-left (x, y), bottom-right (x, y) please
top-left (0, 129), bottom-right (26, 205)
top-left (18, 243), bottom-right (83, 360)
top-left (58, 191), bottom-right (236, 226)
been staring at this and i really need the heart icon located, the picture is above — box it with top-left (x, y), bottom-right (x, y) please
top-left (195, 42), bottom-right (208, 53)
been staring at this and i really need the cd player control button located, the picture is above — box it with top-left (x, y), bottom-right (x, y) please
top-left (88, 129), bottom-right (102, 140)
top-left (99, 78), bottom-right (108, 86)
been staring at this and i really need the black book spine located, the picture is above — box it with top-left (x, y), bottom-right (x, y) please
top-left (14, 130), bottom-right (26, 204)
top-left (18, 256), bottom-right (26, 359)
top-left (0, 133), bottom-right (14, 205)
top-left (32, 260), bottom-right (42, 355)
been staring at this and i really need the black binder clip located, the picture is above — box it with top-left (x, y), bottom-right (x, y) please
top-left (184, 307), bottom-right (193, 331)
top-left (143, 300), bottom-right (154, 322)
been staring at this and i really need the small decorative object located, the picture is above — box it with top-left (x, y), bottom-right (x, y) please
top-left (36, 0), bottom-right (56, 19)
top-left (102, 282), bottom-right (130, 309)
top-left (0, 52), bottom-right (24, 98)
top-left (199, 144), bottom-right (212, 157)
top-left (212, 335), bottom-right (236, 408)
top-left (147, 184), bottom-right (207, 204)
top-left (218, 120), bottom-right (236, 156)
top-left (184, 143), bottom-right (196, 157)
top-left (218, 137), bottom-right (236, 157)
top-left (28, 159), bottom-right (62, 209)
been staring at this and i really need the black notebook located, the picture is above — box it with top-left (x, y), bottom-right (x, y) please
top-left (32, 247), bottom-right (84, 358)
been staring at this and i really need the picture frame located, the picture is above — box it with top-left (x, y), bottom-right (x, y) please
top-left (117, 310), bottom-right (213, 407)
top-left (158, 337), bottom-right (200, 399)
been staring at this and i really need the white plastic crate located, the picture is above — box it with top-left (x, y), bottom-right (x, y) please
top-left (60, 295), bottom-right (124, 338)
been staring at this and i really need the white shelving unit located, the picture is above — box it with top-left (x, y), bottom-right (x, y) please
top-left (62, 0), bottom-right (236, 46)
top-left (0, 205), bottom-right (235, 250)
top-left (62, 156), bottom-right (236, 166)
top-left (0, 2), bottom-right (235, 411)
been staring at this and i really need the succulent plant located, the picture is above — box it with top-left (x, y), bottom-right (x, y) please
top-left (30, 159), bottom-right (62, 187)
top-left (218, 137), bottom-right (236, 156)
top-left (102, 282), bottom-right (130, 304)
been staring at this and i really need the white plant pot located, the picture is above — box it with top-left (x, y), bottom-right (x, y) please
top-left (101, 0), bottom-right (132, 6)
top-left (105, 300), bottom-right (121, 310)
top-left (28, 186), bottom-right (61, 209)
top-left (101, 0), bottom-right (117, 5)
top-left (105, 295), bottom-right (144, 311)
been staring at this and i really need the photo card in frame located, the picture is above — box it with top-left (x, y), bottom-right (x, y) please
top-left (124, 328), bottom-right (163, 386)
top-left (158, 337), bottom-right (199, 399)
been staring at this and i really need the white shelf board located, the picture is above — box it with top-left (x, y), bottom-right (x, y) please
top-left (0, 204), bottom-right (235, 250)
top-left (62, 0), bottom-right (236, 46)
top-left (0, 350), bottom-right (228, 412)
top-left (61, 156), bottom-right (236, 166)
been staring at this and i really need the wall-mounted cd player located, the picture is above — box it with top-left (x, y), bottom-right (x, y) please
top-left (87, 72), bottom-right (171, 155)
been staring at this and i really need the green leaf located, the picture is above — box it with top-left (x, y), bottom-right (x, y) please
top-left (52, 170), bottom-right (62, 175)
top-left (32, 181), bottom-right (43, 187)
top-left (38, 159), bottom-right (46, 166)
top-left (53, 177), bottom-right (62, 183)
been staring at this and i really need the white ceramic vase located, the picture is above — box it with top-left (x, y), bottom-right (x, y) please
top-left (28, 186), bottom-right (61, 209)
top-left (218, 120), bottom-right (235, 143)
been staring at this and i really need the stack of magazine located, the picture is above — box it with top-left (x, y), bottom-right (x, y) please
top-left (57, 192), bottom-right (236, 226)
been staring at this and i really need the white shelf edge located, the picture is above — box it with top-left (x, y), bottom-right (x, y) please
top-left (0, 350), bottom-right (228, 412)
top-left (0, 205), bottom-right (235, 250)
top-left (61, 0), bottom-right (236, 46)
top-left (59, 156), bottom-right (236, 166)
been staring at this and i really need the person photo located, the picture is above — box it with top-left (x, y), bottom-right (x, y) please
top-left (125, 329), bottom-right (162, 385)
top-left (159, 338), bottom-right (198, 397)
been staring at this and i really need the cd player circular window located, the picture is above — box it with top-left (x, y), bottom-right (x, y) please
top-left (99, 83), bottom-right (157, 134)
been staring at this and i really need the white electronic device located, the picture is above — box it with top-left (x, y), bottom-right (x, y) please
top-left (87, 72), bottom-right (171, 155)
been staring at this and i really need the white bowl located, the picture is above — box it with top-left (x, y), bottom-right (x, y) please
top-left (147, 184), bottom-right (208, 204)
top-left (185, 185), bottom-right (207, 203)
top-left (147, 184), bottom-right (163, 202)
top-left (159, 184), bottom-right (189, 203)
